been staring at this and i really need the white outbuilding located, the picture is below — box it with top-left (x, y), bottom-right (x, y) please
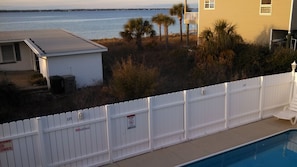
top-left (0, 29), bottom-right (108, 88)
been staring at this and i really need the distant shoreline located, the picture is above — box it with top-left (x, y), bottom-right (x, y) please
top-left (0, 8), bottom-right (170, 13)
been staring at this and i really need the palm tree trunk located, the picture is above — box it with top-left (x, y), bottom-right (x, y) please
top-left (165, 26), bottom-right (169, 49)
top-left (136, 35), bottom-right (143, 50)
top-left (159, 25), bottom-right (162, 41)
top-left (179, 19), bottom-right (183, 42)
top-left (186, 24), bottom-right (189, 46)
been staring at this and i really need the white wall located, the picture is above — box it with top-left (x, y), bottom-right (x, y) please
top-left (46, 52), bottom-right (103, 88)
top-left (38, 57), bottom-right (48, 83)
top-left (0, 42), bottom-right (35, 71)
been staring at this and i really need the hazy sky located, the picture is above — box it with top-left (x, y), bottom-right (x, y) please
top-left (0, 0), bottom-right (196, 10)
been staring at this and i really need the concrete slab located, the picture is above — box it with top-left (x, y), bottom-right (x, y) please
top-left (116, 148), bottom-right (181, 167)
top-left (102, 118), bottom-right (297, 167)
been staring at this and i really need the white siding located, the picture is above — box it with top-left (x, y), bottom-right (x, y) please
top-left (46, 52), bottom-right (103, 88)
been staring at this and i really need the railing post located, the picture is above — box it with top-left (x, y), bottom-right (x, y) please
top-left (105, 105), bottom-right (113, 163)
top-left (36, 117), bottom-right (48, 167)
top-left (290, 61), bottom-right (296, 102)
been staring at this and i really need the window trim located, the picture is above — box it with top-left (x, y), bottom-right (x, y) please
top-left (204, 0), bottom-right (215, 10)
top-left (260, 0), bottom-right (272, 15)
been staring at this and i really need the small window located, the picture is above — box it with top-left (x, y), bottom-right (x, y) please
top-left (205, 0), bottom-right (215, 10)
top-left (260, 0), bottom-right (272, 15)
top-left (1, 45), bottom-right (15, 63)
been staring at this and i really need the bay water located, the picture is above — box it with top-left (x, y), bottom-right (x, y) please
top-left (0, 9), bottom-right (192, 39)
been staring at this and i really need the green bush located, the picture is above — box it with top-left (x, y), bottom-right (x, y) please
top-left (110, 56), bottom-right (159, 100)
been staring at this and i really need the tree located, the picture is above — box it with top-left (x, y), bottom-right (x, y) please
top-left (170, 3), bottom-right (184, 42)
top-left (120, 18), bottom-right (155, 50)
top-left (162, 15), bottom-right (175, 48)
top-left (152, 14), bottom-right (164, 41)
top-left (193, 20), bottom-right (243, 84)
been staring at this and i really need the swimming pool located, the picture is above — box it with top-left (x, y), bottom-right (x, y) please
top-left (180, 130), bottom-right (297, 167)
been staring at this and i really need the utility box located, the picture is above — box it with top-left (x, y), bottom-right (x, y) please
top-left (62, 75), bottom-right (76, 93)
top-left (50, 76), bottom-right (64, 94)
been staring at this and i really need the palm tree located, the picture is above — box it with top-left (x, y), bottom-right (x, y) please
top-left (120, 18), bottom-right (155, 50)
top-left (170, 3), bottom-right (184, 42)
top-left (162, 15), bottom-right (175, 48)
top-left (200, 19), bottom-right (243, 54)
top-left (152, 14), bottom-right (165, 41)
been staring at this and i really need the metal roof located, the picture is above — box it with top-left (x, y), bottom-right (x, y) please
top-left (0, 29), bottom-right (107, 57)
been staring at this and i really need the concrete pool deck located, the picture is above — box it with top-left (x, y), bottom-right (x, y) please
top-left (103, 117), bottom-right (297, 167)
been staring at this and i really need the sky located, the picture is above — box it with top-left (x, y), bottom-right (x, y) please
top-left (0, 0), bottom-right (197, 10)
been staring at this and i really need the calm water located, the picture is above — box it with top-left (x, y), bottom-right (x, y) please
top-left (0, 9), bottom-right (190, 39)
top-left (182, 130), bottom-right (297, 167)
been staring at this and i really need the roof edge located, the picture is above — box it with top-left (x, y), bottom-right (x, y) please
top-left (61, 29), bottom-right (108, 50)
top-left (40, 48), bottom-right (108, 57)
top-left (24, 39), bottom-right (43, 56)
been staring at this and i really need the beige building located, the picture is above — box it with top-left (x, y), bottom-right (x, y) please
top-left (185, 0), bottom-right (297, 47)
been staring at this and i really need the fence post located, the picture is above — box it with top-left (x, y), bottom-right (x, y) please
top-left (224, 83), bottom-right (229, 129)
top-left (183, 90), bottom-right (188, 141)
top-left (105, 105), bottom-right (113, 163)
top-left (36, 117), bottom-right (48, 167)
top-left (147, 97), bottom-right (153, 151)
top-left (259, 76), bottom-right (264, 119)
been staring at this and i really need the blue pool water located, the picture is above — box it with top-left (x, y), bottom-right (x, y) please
top-left (182, 130), bottom-right (297, 167)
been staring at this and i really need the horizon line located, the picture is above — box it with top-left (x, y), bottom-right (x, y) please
top-left (0, 8), bottom-right (179, 12)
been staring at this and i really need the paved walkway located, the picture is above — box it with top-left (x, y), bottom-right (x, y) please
top-left (103, 118), bottom-right (297, 167)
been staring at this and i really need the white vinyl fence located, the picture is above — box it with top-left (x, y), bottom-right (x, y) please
top-left (0, 72), bottom-right (295, 167)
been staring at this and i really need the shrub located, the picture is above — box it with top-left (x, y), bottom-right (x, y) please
top-left (110, 56), bottom-right (159, 100)
top-left (233, 44), bottom-right (269, 79)
top-left (265, 47), bottom-right (297, 74)
top-left (30, 73), bottom-right (47, 86)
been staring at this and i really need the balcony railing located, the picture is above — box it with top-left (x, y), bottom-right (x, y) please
top-left (184, 12), bottom-right (198, 24)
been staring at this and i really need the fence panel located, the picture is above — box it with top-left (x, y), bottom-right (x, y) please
top-left (0, 119), bottom-right (40, 167)
top-left (187, 84), bottom-right (226, 139)
top-left (262, 72), bottom-right (292, 118)
top-left (109, 99), bottom-right (150, 161)
top-left (151, 91), bottom-right (185, 149)
top-left (228, 77), bottom-right (261, 128)
top-left (41, 107), bottom-right (109, 167)
top-left (0, 72), bottom-right (295, 167)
